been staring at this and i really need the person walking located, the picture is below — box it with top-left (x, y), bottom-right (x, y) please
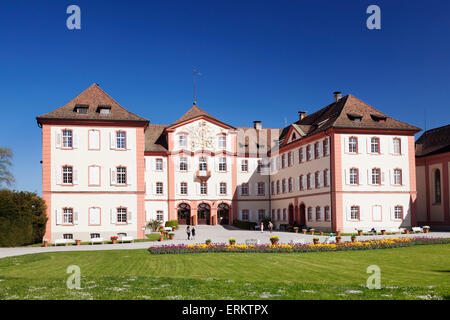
top-left (268, 221), bottom-right (273, 233)
top-left (260, 222), bottom-right (264, 233)
top-left (186, 226), bottom-right (191, 240)
top-left (191, 227), bottom-right (196, 240)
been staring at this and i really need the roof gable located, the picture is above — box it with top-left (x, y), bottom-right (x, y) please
top-left (37, 83), bottom-right (148, 123)
top-left (168, 104), bottom-right (233, 129)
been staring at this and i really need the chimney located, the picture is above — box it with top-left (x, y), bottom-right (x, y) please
top-left (253, 120), bottom-right (262, 130)
top-left (298, 111), bottom-right (307, 120)
top-left (333, 91), bottom-right (342, 102)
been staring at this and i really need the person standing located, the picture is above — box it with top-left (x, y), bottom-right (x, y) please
top-left (191, 227), bottom-right (196, 240)
top-left (260, 222), bottom-right (264, 233)
top-left (268, 221), bottom-right (273, 233)
top-left (186, 226), bottom-right (191, 240)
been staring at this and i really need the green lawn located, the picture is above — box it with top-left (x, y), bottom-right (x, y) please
top-left (0, 244), bottom-right (449, 300)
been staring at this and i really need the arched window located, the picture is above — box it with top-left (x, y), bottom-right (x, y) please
top-left (435, 169), bottom-right (441, 204)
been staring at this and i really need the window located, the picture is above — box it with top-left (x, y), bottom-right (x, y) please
top-left (257, 182), bottom-right (265, 196)
top-left (288, 178), bottom-right (293, 192)
top-left (219, 182), bottom-right (227, 195)
top-left (394, 206), bottom-right (403, 220)
top-left (200, 181), bottom-right (207, 195)
top-left (307, 145), bottom-right (312, 161)
top-left (323, 139), bottom-right (329, 156)
top-left (242, 210), bottom-right (249, 221)
top-left (258, 209), bottom-right (265, 220)
top-left (307, 173), bottom-right (311, 189)
top-left (155, 158), bottom-right (163, 171)
top-left (98, 106), bottom-right (111, 115)
top-left (218, 136), bottom-right (226, 148)
top-left (271, 181), bottom-right (275, 195)
top-left (116, 167), bottom-right (127, 185)
top-left (288, 152), bottom-right (293, 167)
top-left (179, 157), bottom-right (187, 171)
top-left (88, 166), bottom-right (100, 186)
top-left (277, 209), bottom-right (281, 221)
top-left (199, 157), bottom-right (207, 171)
top-left (241, 160), bottom-right (248, 172)
top-left (90, 233), bottom-right (100, 239)
top-left (299, 175), bottom-right (304, 190)
top-left (88, 130), bottom-right (100, 150)
top-left (179, 135), bottom-right (187, 147)
top-left (62, 166), bottom-right (73, 184)
top-left (434, 169), bottom-right (441, 204)
top-left (350, 168), bottom-right (358, 185)
top-left (271, 209), bottom-right (275, 220)
top-left (116, 131), bottom-right (126, 149)
top-left (349, 137), bottom-right (357, 153)
top-left (393, 138), bottom-right (401, 155)
top-left (323, 169), bottom-right (329, 187)
top-left (371, 137), bottom-right (380, 153)
top-left (276, 180), bottom-right (280, 194)
top-left (156, 182), bottom-right (163, 195)
top-left (393, 169), bottom-right (402, 185)
top-left (350, 206), bottom-right (359, 220)
top-left (241, 183), bottom-right (249, 196)
top-left (180, 182), bottom-right (188, 195)
top-left (281, 154), bottom-right (286, 168)
top-left (117, 207), bottom-right (127, 224)
top-left (62, 130), bottom-right (73, 148)
top-left (63, 208), bottom-right (73, 224)
top-left (315, 172), bottom-right (320, 188)
top-left (325, 206), bottom-right (331, 221)
top-left (282, 209), bottom-right (286, 221)
top-left (282, 179), bottom-right (286, 193)
top-left (63, 234), bottom-right (73, 240)
top-left (75, 106), bottom-right (88, 114)
top-left (256, 160), bottom-right (262, 173)
top-left (371, 168), bottom-right (380, 185)
top-left (296, 150), bottom-right (302, 166)
top-left (314, 142), bottom-right (320, 159)
top-left (307, 207), bottom-right (313, 220)
top-left (315, 207), bottom-right (321, 220)
top-left (219, 157), bottom-right (227, 172)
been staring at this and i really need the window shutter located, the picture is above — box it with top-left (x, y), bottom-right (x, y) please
top-left (344, 137), bottom-right (349, 153)
top-left (73, 167), bottom-right (78, 185)
top-left (357, 137), bottom-right (362, 154)
top-left (379, 137), bottom-right (384, 154)
top-left (358, 207), bottom-right (363, 221)
top-left (311, 175), bottom-right (315, 189)
top-left (110, 132), bottom-right (116, 149)
top-left (56, 131), bottom-right (61, 149)
top-left (367, 138), bottom-right (371, 154)
top-left (346, 206), bottom-right (351, 221)
top-left (367, 169), bottom-right (371, 185)
top-left (319, 171), bottom-right (323, 187)
top-left (318, 141), bottom-right (323, 158)
top-left (327, 170), bottom-right (330, 186)
top-left (55, 167), bottom-right (61, 185)
top-left (238, 185), bottom-right (242, 196)
top-left (345, 169), bottom-right (350, 185)
top-left (216, 183), bottom-right (220, 195)
top-left (127, 169), bottom-right (133, 186)
top-left (248, 183), bottom-right (252, 195)
top-left (74, 211), bottom-right (79, 225)
top-left (389, 138), bottom-right (394, 155)
top-left (90, 166), bottom-right (100, 185)
top-left (302, 175), bottom-right (307, 189)
top-left (89, 130), bottom-right (100, 150)
top-left (73, 131), bottom-right (79, 149)
top-left (175, 158), bottom-right (180, 172)
top-left (390, 206), bottom-right (394, 221)
top-left (145, 210), bottom-right (150, 222)
top-left (110, 208), bottom-right (116, 224)
top-left (390, 169), bottom-right (394, 185)
top-left (145, 158), bottom-right (150, 171)
top-left (152, 182), bottom-right (156, 195)
top-left (196, 183), bottom-right (200, 195)
top-left (110, 168), bottom-right (116, 185)
top-left (176, 183), bottom-right (180, 195)
top-left (215, 158), bottom-right (220, 172)
top-left (381, 170), bottom-right (385, 185)
top-left (187, 158), bottom-right (192, 171)
top-left (56, 209), bottom-right (62, 225)
top-left (126, 131), bottom-right (131, 150)
top-left (127, 211), bottom-right (132, 224)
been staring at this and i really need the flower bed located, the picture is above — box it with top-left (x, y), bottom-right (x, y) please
top-left (148, 237), bottom-right (450, 255)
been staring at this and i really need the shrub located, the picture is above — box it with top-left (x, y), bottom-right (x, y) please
top-left (165, 220), bottom-right (179, 230)
top-left (0, 189), bottom-right (47, 247)
top-left (270, 236), bottom-right (279, 244)
top-left (146, 219), bottom-right (162, 232)
top-left (233, 219), bottom-right (257, 230)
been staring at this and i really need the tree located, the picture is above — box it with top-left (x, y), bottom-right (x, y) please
top-left (0, 147), bottom-right (14, 187)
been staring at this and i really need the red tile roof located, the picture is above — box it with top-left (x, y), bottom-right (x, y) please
top-left (415, 124), bottom-right (450, 157)
top-left (169, 104), bottom-right (232, 128)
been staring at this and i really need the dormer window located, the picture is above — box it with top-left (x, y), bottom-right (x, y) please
top-left (97, 105), bottom-right (111, 115)
top-left (74, 105), bottom-right (89, 114)
top-left (347, 113), bottom-right (362, 122)
top-left (370, 114), bottom-right (387, 122)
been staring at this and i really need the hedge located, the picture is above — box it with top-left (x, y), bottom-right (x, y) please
top-left (165, 220), bottom-right (179, 230)
top-left (233, 219), bottom-right (257, 230)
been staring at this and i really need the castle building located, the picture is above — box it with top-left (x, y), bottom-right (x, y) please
top-left (37, 84), bottom-right (421, 241)
top-left (415, 125), bottom-right (450, 229)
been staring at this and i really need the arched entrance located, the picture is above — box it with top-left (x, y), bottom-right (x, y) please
top-left (197, 203), bottom-right (211, 225)
top-left (217, 203), bottom-right (230, 225)
top-left (177, 203), bottom-right (191, 225)
top-left (299, 203), bottom-right (306, 226)
top-left (288, 204), bottom-right (294, 225)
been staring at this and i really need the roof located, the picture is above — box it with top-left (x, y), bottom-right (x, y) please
top-left (145, 124), bottom-right (169, 152)
top-left (415, 124), bottom-right (450, 157)
top-left (280, 94), bottom-right (421, 146)
top-left (36, 83), bottom-right (149, 124)
top-left (169, 104), bottom-right (233, 128)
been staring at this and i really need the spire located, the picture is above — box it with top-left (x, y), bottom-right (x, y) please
top-left (193, 68), bottom-right (202, 106)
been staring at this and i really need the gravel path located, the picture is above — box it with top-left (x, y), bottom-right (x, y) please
top-left (1, 225), bottom-right (449, 259)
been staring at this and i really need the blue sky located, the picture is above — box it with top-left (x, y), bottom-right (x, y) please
top-left (0, 0), bottom-right (449, 193)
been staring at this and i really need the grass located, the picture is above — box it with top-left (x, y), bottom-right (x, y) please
top-left (0, 244), bottom-right (449, 300)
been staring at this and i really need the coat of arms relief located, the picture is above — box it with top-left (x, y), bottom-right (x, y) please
top-left (186, 120), bottom-right (225, 151)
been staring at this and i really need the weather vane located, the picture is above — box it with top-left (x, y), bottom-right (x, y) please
top-left (193, 68), bottom-right (202, 105)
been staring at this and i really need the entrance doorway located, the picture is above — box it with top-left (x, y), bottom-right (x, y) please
top-left (177, 203), bottom-right (191, 225)
top-left (217, 203), bottom-right (230, 225)
top-left (299, 203), bottom-right (306, 226)
top-left (197, 203), bottom-right (211, 225)
top-left (288, 204), bottom-right (294, 225)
